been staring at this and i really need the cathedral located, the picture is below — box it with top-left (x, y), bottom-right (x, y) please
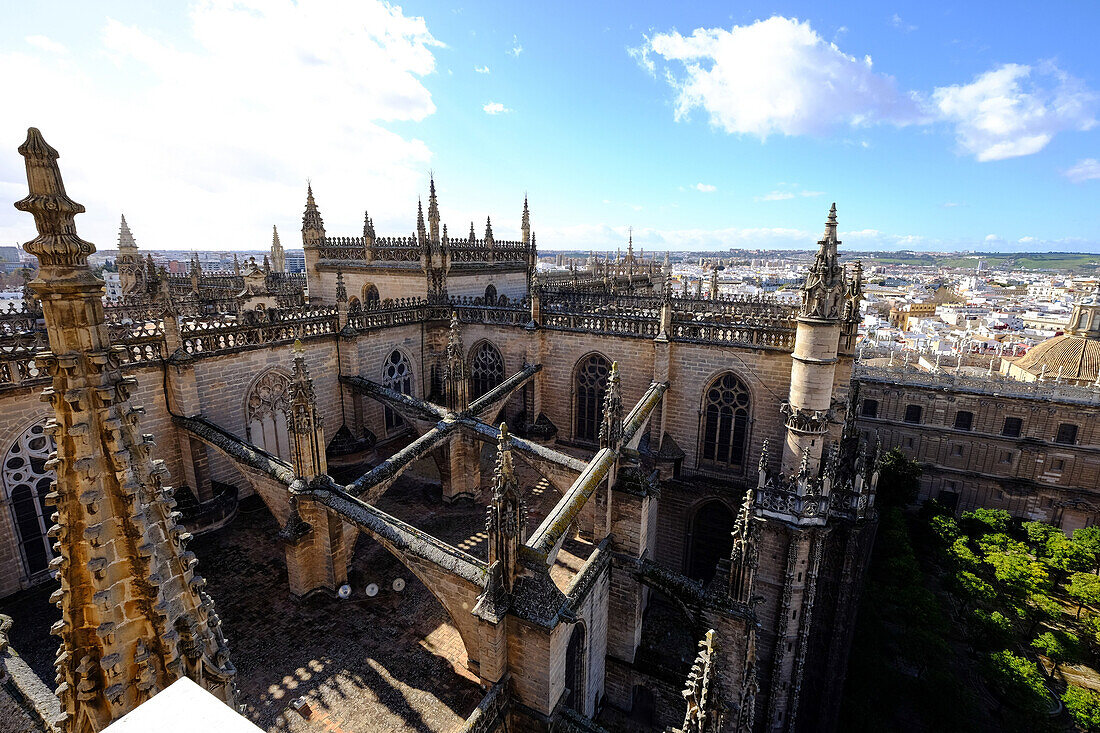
top-left (0, 128), bottom-right (876, 732)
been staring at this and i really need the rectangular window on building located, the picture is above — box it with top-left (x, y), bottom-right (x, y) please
top-left (904, 404), bottom-right (923, 424)
top-left (1056, 423), bottom-right (1079, 445)
top-left (906, 437), bottom-right (914, 448)
top-left (1000, 451), bottom-right (1013, 464)
top-left (952, 444), bottom-right (964, 457)
top-left (1052, 459), bottom-right (1065, 471)
top-left (1002, 417), bottom-right (1023, 437)
top-left (861, 399), bottom-right (879, 418)
top-left (954, 411), bottom-right (974, 431)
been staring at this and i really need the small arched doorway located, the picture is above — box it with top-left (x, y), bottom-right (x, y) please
top-left (483, 284), bottom-right (497, 303)
top-left (565, 623), bottom-right (587, 713)
top-left (686, 500), bottom-right (735, 584)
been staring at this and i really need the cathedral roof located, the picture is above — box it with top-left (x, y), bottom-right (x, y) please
top-left (1013, 333), bottom-right (1100, 384)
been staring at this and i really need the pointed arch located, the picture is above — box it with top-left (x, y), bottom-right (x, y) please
top-left (565, 622), bottom-right (588, 713)
top-left (381, 349), bottom-right (415, 433)
top-left (698, 371), bottom-right (752, 472)
top-left (362, 283), bottom-right (380, 307)
top-left (468, 340), bottom-right (505, 400)
top-left (244, 368), bottom-right (292, 462)
top-left (573, 352), bottom-right (611, 444)
top-left (483, 284), bottom-right (497, 303)
top-left (2, 419), bottom-right (56, 579)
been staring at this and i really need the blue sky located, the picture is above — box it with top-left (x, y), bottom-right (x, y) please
top-left (1, 1), bottom-right (1098, 252)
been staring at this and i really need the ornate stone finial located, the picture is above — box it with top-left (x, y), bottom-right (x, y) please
top-left (680, 629), bottom-right (721, 733)
top-left (118, 214), bottom-right (137, 249)
top-left (662, 271), bottom-right (674, 302)
top-left (15, 129), bottom-right (237, 725)
top-left (302, 182), bottom-right (325, 244)
top-left (468, 220), bottom-right (476, 243)
top-left (599, 362), bottom-right (623, 450)
top-left (232, 253), bottom-right (240, 275)
top-left (335, 269), bottom-right (347, 303)
top-left (14, 128), bottom-right (96, 267)
top-left (484, 215), bottom-right (494, 246)
top-left (485, 422), bottom-right (525, 594)
top-left (758, 439), bottom-right (770, 479)
top-left (521, 194), bottom-right (531, 246)
top-left (270, 225), bottom-right (286, 273)
top-left (286, 340), bottom-right (327, 482)
top-left (444, 312), bottom-right (468, 412)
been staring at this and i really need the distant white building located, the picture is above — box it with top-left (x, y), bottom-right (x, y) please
top-left (103, 271), bottom-right (122, 301)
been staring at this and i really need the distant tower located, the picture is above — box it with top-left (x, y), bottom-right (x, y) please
top-left (782, 203), bottom-right (846, 475)
top-left (116, 214), bottom-right (142, 295)
top-left (270, 225), bottom-right (286, 273)
top-left (14, 127), bottom-right (237, 731)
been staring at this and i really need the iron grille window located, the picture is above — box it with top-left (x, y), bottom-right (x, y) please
top-left (1002, 417), bottom-right (1023, 438)
top-left (382, 350), bottom-right (413, 432)
top-left (574, 354), bottom-right (610, 443)
top-left (954, 411), bottom-right (974, 431)
top-left (470, 342), bottom-right (505, 400)
top-left (1056, 423), bottom-right (1079, 445)
top-left (700, 373), bottom-right (751, 470)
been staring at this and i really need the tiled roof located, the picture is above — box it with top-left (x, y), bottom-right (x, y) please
top-left (1014, 333), bottom-right (1100, 383)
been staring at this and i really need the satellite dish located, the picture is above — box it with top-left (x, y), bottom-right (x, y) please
top-left (364, 583), bottom-right (379, 597)
top-left (392, 578), bottom-right (406, 592)
top-left (337, 584), bottom-right (351, 599)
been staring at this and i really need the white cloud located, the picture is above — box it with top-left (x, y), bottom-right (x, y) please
top-left (1, 1), bottom-right (442, 251)
top-left (942, 202), bottom-right (963, 208)
top-left (694, 182), bottom-right (716, 192)
top-left (799, 190), bottom-right (824, 197)
top-left (474, 65), bottom-right (490, 74)
top-left (509, 35), bottom-right (523, 57)
top-left (755, 191), bottom-right (795, 201)
top-left (632, 16), bottom-right (922, 138)
top-left (483, 101), bottom-right (511, 115)
top-left (985, 234), bottom-right (1002, 242)
top-left (891, 14), bottom-right (917, 32)
top-left (25, 35), bottom-right (67, 54)
top-left (1065, 158), bottom-right (1100, 183)
top-left (933, 63), bottom-right (1097, 161)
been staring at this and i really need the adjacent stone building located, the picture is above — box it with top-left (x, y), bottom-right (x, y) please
top-left (0, 130), bottom-right (877, 732)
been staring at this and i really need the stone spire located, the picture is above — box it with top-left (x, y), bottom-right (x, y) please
top-left (362, 210), bottom-right (376, 246)
top-left (485, 423), bottom-right (526, 594)
top-left (728, 481), bottom-right (760, 604)
top-left (116, 215), bottom-right (141, 295)
top-left (232, 253), bottom-right (240, 276)
top-left (484, 216), bottom-right (494, 247)
top-left (710, 267), bottom-right (719, 301)
top-left (416, 197), bottom-right (427, 245)
top-left (286, 340), bottom-right (327, 482)
top-left (270, 225), bottom-right (286, 273)
top-left (444, 312), bottom-right (469, 413)
top-left (468, 220), bottom-right (477, 243)
top-left (799, 203), bottom-right (845, 321)
top-left (521, 195), bottom-right (530, 246)
top-left (599, 362), bottom-right (623, 450)
top-left (301, 183), bottom-right (325, 247)
top-left (427, 176), bottom-right (440, 243)
top-left (14, 128), bottom-right (236, 730)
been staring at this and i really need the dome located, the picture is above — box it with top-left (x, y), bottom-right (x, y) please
top-left (1013, 334), bottom-right (1100, 384)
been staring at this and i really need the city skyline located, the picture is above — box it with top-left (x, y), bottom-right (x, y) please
top-left (1, 1), bottom-right (1098, 253)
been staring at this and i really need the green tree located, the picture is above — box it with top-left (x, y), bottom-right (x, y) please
top-left (963, 508), bottom-right (1012, 535)
top-left (1031, 630), bottom-right (1079, 675)
top-left (1067, 572), bottom-right (1100, 618)
top-left (1074, 526), bottom-right (1100, 573)
top-left (1023, 521), bottom-right (1062, 553)
top-left (876, 448), bottom-right (922, 507)
top-left (985, 650), bottom-right (1051, 721)
top-left (1045, 535), bottom-right (1093, 576)
top-left (1063, 686), bottom-right (1100, 732)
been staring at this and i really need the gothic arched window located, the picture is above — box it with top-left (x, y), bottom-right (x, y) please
top-left (484, 284), bottom-right (497, 304)
top-left (383, 350), bottom-right (413, 432)
top-left (470, 341), bottom-right (505, 400)
top-left (2, 421), bottom-right (56, 578)
top-left (699, 372), bottom-right (751, 470)
top-left (574, 354), bottom-right (611, 443)
top-left (246, 370), bottom-right (291, 460)
top-left (348, 296), bottom-right (362, 313)
top-left (363, 283), bottom-right (380, 307)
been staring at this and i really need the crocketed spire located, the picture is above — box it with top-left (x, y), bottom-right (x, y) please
top-left (599, 362), bottom-right (623, 450)
top-left (428, 175), bottom-right (440, 243)
top-left (118, 214), bottom-right (137, 249)
top-left (270, 225), bottom-right (286, 273)
top-left (799, 203), bottom-right (845, 321)
top-left (484, 215), bottom-right (494, 246)
top-left (286, 340), bottom-right (327, 482)
top-left (485, 423), bottom-right (525, 593)
top-left (302, 183), bottom-right (325, 245)
top-left (14, 127), bottom-right (236, 731)
top-left (444, 311), bottom-right (468, 413)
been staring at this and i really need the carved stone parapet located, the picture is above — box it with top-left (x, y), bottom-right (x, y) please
top-left (780, 402), bottom-right (830, 435)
